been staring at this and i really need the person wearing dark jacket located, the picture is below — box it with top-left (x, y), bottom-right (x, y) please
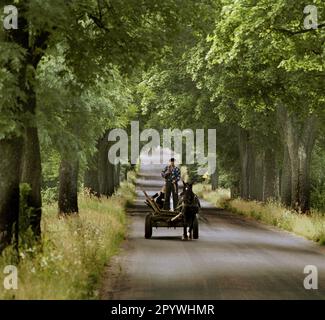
top-left (161, 158), bottom-right (181, 210)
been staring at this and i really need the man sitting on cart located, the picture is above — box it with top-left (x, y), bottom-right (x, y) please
top-left (161, 158), bottom-right (181, 211)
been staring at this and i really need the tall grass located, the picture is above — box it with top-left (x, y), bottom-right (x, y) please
top-left (226, 199), bottom-right (325, 245)
top-left (194, 183), bottom-right (325, 246)
top-left (0, 181), bottom-right (135, 300)
top-left (193, 184), bottom-right (231, 207)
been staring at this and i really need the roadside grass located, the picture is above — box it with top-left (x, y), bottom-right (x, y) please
top-left (194, 184), bottom-right (230, 208)
top-left (126, 170), bottom-right (138, 185)
top-left (0, 181), bottom-right (136, 300)
top-left (194, 183), bottom-right (325, 246)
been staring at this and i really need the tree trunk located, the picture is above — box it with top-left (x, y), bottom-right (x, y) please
top-left (247, 143), bottom-right (257, 200)
top-left (84, 171), bottom-right (99, 196)
top-left (277, 104), bottom-right (318, 212)
top-left (0, 7), bottom-right (28, 250)
top-left (12, 4), bottom-right (47, 238)
top-left (280, 145), bottom-right (292, 206)
top-left (19, 29), bottom-right (49, 232)
top-left (253, 150), bottom-right (264, 201)
top-left (230, 180), bottom-right (240, 198)
top-left (107, 161), bottom-right (116, 196)
top-left (238, 129), bottom-right (249, 199)
top-left (98, 133), bottom-right (109, 196)
top-left (246, 143), bottom-right (264, 201)
top-left (263, 147), bottom-right (277, 201)
top-left (84, 132), bottom-right (118, 198)
top-left (211, 166), bottom-right (219, 191)
top-left (97, 132), bottom-right (117, 197)
top-left (0, 138), bottom-right (23, 252)
top-left (84, 150), bottom-right (100, 196)
top-left (287, 128), bottom-right (299, 210)
top-left (20, 126), bottom-right (42, 237)
top-left (58, 157), bottom-right (79, 215)
top-left (298, 116), bottom-right (318, 212)
top-left (114, 163), bottom-right (121, 190)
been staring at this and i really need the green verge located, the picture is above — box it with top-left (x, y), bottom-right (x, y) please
top-left (0, 181), bottom-right (136, 300)
top-left (194, 184), bottom-right (325, 246)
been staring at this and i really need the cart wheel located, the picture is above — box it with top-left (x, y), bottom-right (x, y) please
top-left (145, 213), bottom-right (153, 239)
top-left (193, 215), bottom-right (199, 239)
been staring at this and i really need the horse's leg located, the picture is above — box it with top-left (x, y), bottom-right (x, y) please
top-left (183, 225), bottom-right (188, 240)
top-left (183, 214), bottom-right (188, 240)
top-left (189, 216), bottom-right (194, 239)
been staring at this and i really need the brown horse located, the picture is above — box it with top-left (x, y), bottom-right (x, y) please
top-left (180, 182), bottom-right (200, 240)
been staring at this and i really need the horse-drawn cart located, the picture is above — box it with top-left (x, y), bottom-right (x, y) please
top-left (142, 189), bottom-right (199, 239)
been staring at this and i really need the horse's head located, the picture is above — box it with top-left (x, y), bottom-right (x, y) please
top-left (182, 181), bottom-right (194, 204)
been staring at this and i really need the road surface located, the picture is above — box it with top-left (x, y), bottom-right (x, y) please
top-left (101, 152), bottom-right (325, 300)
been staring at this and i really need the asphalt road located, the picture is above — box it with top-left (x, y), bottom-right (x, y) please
top-left (101, 153), bottom-right (325, 300)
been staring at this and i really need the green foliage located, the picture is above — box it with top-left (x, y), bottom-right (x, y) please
top-left (115, 181), bottom-right (137, 207)
top-left (137, 0), bottom-right (325, 203)
top-left (36, 51), bottom-right (132, 170)
top-left (0, 41), bottom-right (25, 138)
top-left (184, 164), bottom-right (205, 184)
top-left (19, 184), bottom-right (35, 236)
top-left (0, 0), bottom-right (208, 188)
top-left (41, 187), bottom-right (58, 205)
top-left (41, 147), bottom-right (60, 188)
top-left (19, 183), bottom-right (42, 250)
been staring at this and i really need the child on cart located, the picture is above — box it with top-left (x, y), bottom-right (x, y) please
top-left (150, 185), bottom-right (166, 209)
top-left (145, 186), bottom-right (166, 210)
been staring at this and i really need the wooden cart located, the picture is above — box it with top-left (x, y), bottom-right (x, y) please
top-left (142, 189), bottom-right (199, 239)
